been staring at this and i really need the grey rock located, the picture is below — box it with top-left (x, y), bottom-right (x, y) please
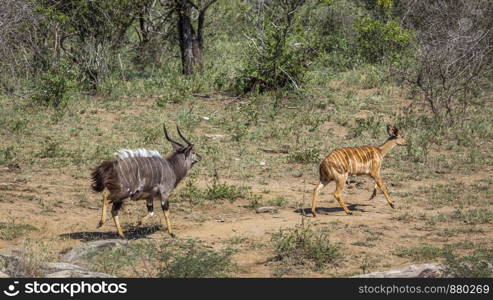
top-left (353, 263), bottom-right (446, 278)
top-left (0, 255), bottom-right (22, 276)
top-left (255, 206), bottom-right (277, 213)
top-left (62, 239), bottom-right (128, 263)
top-left (0, 254), bottom-right (115, 278)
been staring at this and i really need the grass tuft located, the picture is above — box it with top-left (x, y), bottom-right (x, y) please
top-left (0, 222), bottom-right (37, 240)
top-left (271, 222), bottom-right (341, 271)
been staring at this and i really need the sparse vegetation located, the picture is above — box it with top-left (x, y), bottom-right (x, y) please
top-left (1, 240), bottom-right (56, 277)
top-left (0, 222), bottom-right (37, 240)
top-left (272, 221), bottom-right (341, 271)
top-left (176, 177), bottom-right (260, 206)
top-left (451, 209), bottom-right (493, 225)
top-left (287, 149), bottom-right (321, 164)
top-left (85, 239), bottom-right (236, 278)
top-left (396, 245), bottom-right (443, 262)
top-left (443, 247), bottom-right (493, 278)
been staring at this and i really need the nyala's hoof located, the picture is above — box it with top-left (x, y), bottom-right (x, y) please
top-left (169, 232), bottom-right (176, 238)
top-left (97, 221), bottom-right (103, 228)
top-left (346, 211), bottom-right (353, 215)
top-left (390, 203), bottom-right (395, 209)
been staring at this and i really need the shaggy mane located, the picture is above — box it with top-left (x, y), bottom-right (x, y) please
top-left (114, 148), bottom-right (162, 160)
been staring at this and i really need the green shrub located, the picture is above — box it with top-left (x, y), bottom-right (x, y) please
top-left (267, 196), bottom-right (289, 208)
top-left (0, 146), bottom-right (16, 165)
top-left (287, 149), bottom-right (321, 163)
top-left (176, 180), bottom-right (204, 206)
top-left (204, 180), bottom-right (249, 203)
top-left (235, 0), bottom-right (312, 93)
top-left (354, 17), bottom-right (413, 64)
top-left (31, 67), bottom-right (75, 109)
top-left (156, 240), bottom-right (236, 278)
top-left (350, 115), bottom-right (384, 138)
top-left (272, 222), bottom-right (340, 271)
top-left (177, 178), bottom-right (260, 205)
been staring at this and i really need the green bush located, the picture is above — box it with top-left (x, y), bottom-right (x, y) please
top-left (287, 149), bottom-right (321, 163)
top-left (235, 0), bottom-right (312, 93)
top-left (350, 115), bottom-right (384, 138)
top-left (272, 222), bottom-right (340, 271)
top-left (176, 178), bottom-right (260, 205)
top-left (204, 180), bottom-right (249, 203)
top-left (31, 67), bottom-right (75, 111)
top-left (354, 17), bottom-right (413, 64)
top-left (0, 146), bottom-right (16, 165)
top-left (156, 240), bottom-right (236, 278)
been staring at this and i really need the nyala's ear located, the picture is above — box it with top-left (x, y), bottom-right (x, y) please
top-left (393, 127), bottom-right (399, 136)
top-left (387, 125), bottom-right (393, 136)
top-left (387, 125), bottom-right (398, 137)
top-left (182, 144), bottom-right (194, 156)
top-left (171, 142), bottom-right (182, 152)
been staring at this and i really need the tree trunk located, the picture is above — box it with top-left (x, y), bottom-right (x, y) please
top-left (176, 0), bottom-right (197, 75)
top-left (175, 0), bottom-right (217, 75)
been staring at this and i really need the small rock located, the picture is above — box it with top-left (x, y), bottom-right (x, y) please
top-left (204, 134), bottom-right (225, 140)
top-left (62, 240), bottom-right (128, 263)
top-left (7, 163), bottom-right (20, 170)
top-left (0, 254), bottom-right (22, 276)
top-left (256, 206), bottom-right (276, 213)
top-left (202, 116), bottom-right (210, 120)
top-left (259, 161), bottom-right (266, 166)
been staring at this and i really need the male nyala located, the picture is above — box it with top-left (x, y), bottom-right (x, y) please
top-left (91, 124), bottom-right (201, 238)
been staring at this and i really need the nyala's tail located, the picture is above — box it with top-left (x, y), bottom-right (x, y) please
top-left (91, 161), bottom-right (115, 192)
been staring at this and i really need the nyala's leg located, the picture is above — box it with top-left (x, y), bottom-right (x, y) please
top-left (97, 191), bottom-right (109, 228)
top-left (138, 198), bottom-right (154, 226)
top-left (375, 176), bottom-right (395, 208)
top-left (157, 185), bottom-right (175, 237)
top-left (111, 202), bottom-right (125, 239)
top-left (369, 183), bottom-right (377, 200)
top-left (334, 176), bottom-right (352, 215)
top-left (311, 179), bottom-right (329, 217)
top-left (161, 198), bottom-right (175, 237)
